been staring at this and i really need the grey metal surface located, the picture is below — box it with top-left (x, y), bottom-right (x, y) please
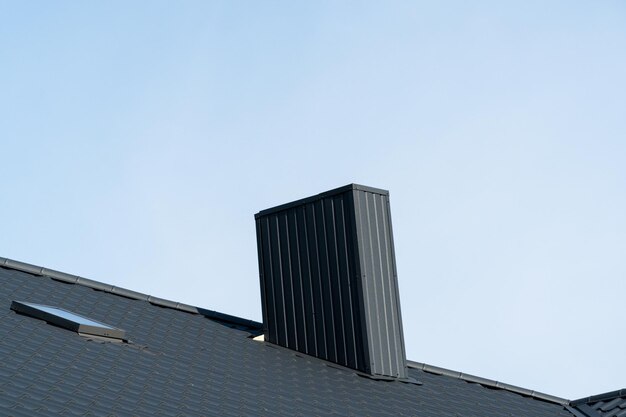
top-left (0, 256), bottom-right (262, 331)
top-left (0, 263), bottom-right (577, 417)
top-left (571, 390), bottom-right (626, 417)
top-left (255, 184), bottom-right (407, 378)
top-left (408, 361), bottom-right (569, 405)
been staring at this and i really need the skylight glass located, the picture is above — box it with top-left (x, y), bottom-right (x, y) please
top-left (11, 300), bottom-right (126, 340)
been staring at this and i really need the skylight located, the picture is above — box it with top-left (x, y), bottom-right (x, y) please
top-left (10, 300), bottom-right (126, 340)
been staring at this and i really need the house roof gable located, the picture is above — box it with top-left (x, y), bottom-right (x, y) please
top-left (0, 257), bottom-right (580, 416)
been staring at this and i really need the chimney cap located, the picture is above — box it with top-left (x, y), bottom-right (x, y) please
top-left (255, 183), bottom-right (389, 219)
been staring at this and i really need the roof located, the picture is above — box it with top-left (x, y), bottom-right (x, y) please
top-left (0, 256), bottom-right (613, 416)
top-left (570, 390), bottom-right (626, 417)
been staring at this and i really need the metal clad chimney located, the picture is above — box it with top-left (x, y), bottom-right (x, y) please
top-left (255, 184), bottom-right (407, 378)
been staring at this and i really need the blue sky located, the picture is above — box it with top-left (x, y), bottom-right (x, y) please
top-left (1, 1), bottom-right (625, 399)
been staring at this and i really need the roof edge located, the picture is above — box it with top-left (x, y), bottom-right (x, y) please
top-left (407, 360), bottom-right (570, 406)
top-left (197, 307), bottom-right (263, 332)
top-left (0, 256), bottom-right (262, 331)
top-left (570, 388), bottom-right (626, 406)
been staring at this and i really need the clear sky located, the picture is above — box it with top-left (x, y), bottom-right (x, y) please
top-left (1, 1), bottom-right (624, 400)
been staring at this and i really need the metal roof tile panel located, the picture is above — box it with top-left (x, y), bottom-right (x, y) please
top-left (0, 262), bottom-right (578, 417)
top-left (602, 399), bottom-right (626, 412)
top-left (572, 391), bottom-right (626, 417)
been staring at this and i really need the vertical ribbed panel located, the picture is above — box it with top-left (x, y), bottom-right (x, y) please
top-left (255, 184), bottom-right (407, 378)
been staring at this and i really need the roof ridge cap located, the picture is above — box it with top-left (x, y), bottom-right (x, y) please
top-left (406, 360), bottom-right (569, 405)
top-left (570, 388), bottom-right (626, 406)
top-left (0, 256), bottom-right (262, 330)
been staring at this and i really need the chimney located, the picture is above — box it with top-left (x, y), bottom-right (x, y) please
top-left (255, 184), bottom-right (407, 378)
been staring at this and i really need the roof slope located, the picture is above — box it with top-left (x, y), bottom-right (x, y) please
top-left (0, 260), bottom-right (577, 417)
top-left (571, 390), bottom-right (626, 417)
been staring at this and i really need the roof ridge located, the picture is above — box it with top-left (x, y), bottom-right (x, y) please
top-left (0, 256), bottom-right (262, 331)
top-left (406, 360), bottom-right (570, 406)
top-left (570, 389), bottom-right (626, 406)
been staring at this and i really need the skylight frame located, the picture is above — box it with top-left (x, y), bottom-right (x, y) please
top-left (11, 300), bottom-right (126, 340)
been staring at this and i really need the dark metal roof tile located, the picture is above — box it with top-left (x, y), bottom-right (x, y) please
top-left (0, 260), bottom-right (579, 417)
top-left (602, 399), bottom-right (626, 412)
top-left (605, 409), bottom-right (625, 417)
